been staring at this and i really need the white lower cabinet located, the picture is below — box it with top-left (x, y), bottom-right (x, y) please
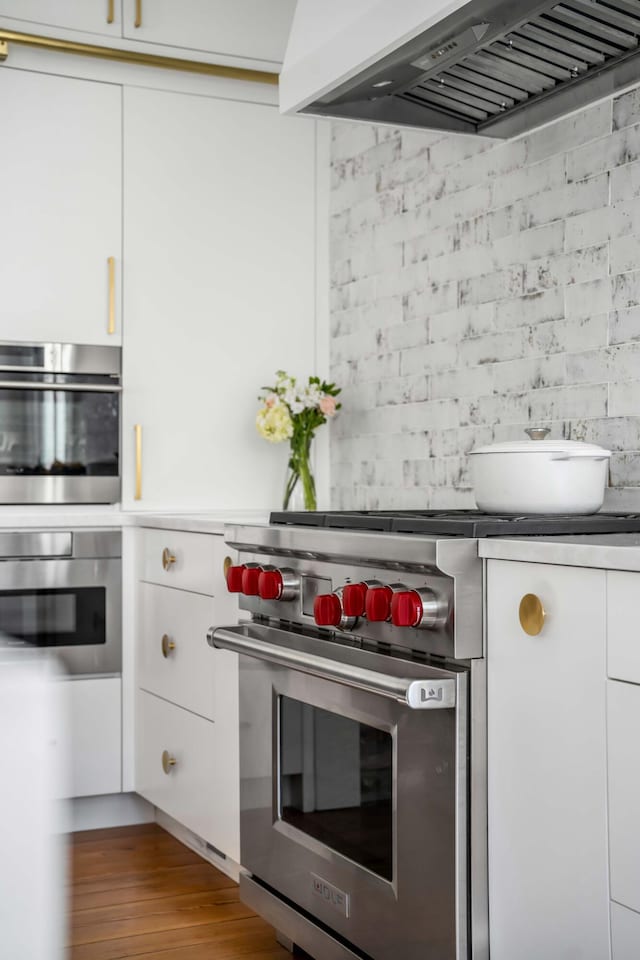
top-left (608, 679), bottom-right (640, 915)
top-left (136, 689), bottom-right (239, 860)
top-left (60, 677), bottom-right (122, 798)
top-left (611, 903), bottom-right (640, 959)
top-left (486, 559), bottom-right (610, 960)
top-left (134, 527), bottom-right (239, 861)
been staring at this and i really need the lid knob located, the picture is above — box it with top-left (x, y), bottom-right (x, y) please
top-left (525, 427), bottom-right (551, 441)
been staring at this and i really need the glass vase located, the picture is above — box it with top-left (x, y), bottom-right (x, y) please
top-left (283, 441), bottom-right (317, 511)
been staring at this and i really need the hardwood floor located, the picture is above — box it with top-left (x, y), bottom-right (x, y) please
top-left (68, 823), bottom-right (290, 960)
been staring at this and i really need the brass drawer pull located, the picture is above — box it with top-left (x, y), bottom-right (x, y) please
top-left (107, 0), bottom-right (115, 24)
top-left (223, 555), bottom-right (232, 576)
top-left (161, 750), bottom-right (176, 775)
top-left (134, 0), bottom-right (142, 27)
top-left (162, 548), bottom-right (176, 571)
top-left (134, 424), bottom-right (142, 501)
top-left (161, 634), bottom-right (175, 658)
top-left (107, 256), bottom-right (116, 334)
top-left (519, 593), bottom-right (546, 636)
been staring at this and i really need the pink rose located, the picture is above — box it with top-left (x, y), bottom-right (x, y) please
top-left (265, 393), bottom-right (277, 408)
top-left (319, 395), bottom-right (337, 417)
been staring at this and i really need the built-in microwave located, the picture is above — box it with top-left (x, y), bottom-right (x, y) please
top-left (0, 341), bottom-right (121, 504)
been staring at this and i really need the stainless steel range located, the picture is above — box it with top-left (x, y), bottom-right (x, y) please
top-left (209, 512), bottom-right (490, 960)
top-left (210, 510), bottom-right (640, 960)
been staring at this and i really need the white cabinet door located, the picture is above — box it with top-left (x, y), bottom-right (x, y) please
top-left (0, 1), bottom-right (122, 35)
top-left (611, 902), bottom-right (640, 960)
top-left (608, 571), bottom-right (640, 684)
top-left (59, 677), bottom-right (122, 798)
top-left (136, 689), bottom-right (239, 859)
top-left (122, 0), bottom-right (294, 64)
top-left (608, 679), bottom-right (640, 914)
top-left (122, 87), bottom-right (317, 510)
top-left (0, 68), bottom-right (122, 345)
top-left (487, 560), bottom-right (610, 960)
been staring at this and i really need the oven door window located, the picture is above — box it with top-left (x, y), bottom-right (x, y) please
top-left (278, 695), bottom-right (393, 881)
top-left (0, 587), bottom-right (106, 646)
top-left (0, 380), bottom-right (119, 478)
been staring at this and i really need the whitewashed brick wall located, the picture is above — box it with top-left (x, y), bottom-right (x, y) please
top-left (330, 87), bottom-right (640, 511)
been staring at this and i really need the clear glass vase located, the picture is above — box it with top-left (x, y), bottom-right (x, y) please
top-left (283, 441), bottom-right (317, 511)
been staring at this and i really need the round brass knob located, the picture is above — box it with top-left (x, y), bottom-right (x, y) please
top-left (161, 634), bottom-right (175, 658)
top-left (223, 555), bottom-right (233, 577)
top-left (519, 593), bottom-right (546, 636)
top-left (161, 750), bottom-right (177, 775)
top-left (162, 547), bottom-right (176, 571)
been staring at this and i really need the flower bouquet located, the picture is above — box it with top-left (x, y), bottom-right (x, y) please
top-left (256, 371), bottom-right (341, 510)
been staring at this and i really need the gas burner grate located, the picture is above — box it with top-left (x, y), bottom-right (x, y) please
top-left (269, 510), bottom-right (640, 538)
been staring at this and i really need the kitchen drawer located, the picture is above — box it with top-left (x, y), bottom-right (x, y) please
top-left (141, 528), bottom-right (231, 595)
top-left (608, 679), bottom-right (640, 913)
top-left (608, 572), bottom-right (640, 684)
top-left (135, 690), bottom-right (239, 860)
top-left (611, 902), bottom-right (640, 959)
top-left (138, 583), bottom-right (227, 720)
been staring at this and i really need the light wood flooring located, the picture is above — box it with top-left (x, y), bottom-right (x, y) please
top-left (68, 823), bottom-right (290, 960)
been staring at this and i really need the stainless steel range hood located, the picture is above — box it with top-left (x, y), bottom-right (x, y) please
top-left (280, 0), bottom-right (640, 138)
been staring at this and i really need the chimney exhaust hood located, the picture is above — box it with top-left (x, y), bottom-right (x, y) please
top-left (279, 0), bottom-right (640, 138)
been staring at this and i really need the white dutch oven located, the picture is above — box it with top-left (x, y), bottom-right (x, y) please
top-left (469, 428), bottom-right (611, 515)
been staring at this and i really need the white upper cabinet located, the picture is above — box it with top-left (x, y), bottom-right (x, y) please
top-left (121, 87), bottom-right (318, 511)
top-left (0, 1), bottom-right (123, 36)
top-left (121, 0), bottom-right (295, 65)
top-left (0, 67), bottom-right (122, 345)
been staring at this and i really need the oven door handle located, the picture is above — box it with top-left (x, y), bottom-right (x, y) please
top-left (208, 625), bottom-right (456, 710)
top-left (0, 380), bottom-right (122, 393)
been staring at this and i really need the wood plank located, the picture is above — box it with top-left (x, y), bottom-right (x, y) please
top-left (72, 863), bottom-right (235, 910)
top-left (70, 916), bottom-right (277, 960)
top-left (68, 824), bottom-right (289, 960)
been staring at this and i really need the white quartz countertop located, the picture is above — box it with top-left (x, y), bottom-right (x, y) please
top-left (478, 534), bottom-right (640, 571)
top-left (0, 506), bottom-right (270, 534)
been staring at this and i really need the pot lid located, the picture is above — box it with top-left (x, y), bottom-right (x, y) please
top-left (470, 429), bottom-right (611, 458)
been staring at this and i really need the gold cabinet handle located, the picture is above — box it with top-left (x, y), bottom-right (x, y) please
top-left (223, 555), bottom-right (232, 577)
top-left (161, 633), bottom-right (176, 658)
top-left (107, 256), bottom-right (116, 334)
top-left (134, 424), bottom-right (142, 501)
top-left (106, 0), bottom-right (115, 24)
top-left (161, 750), bottom-right (176, 775)
top-left (162, 547), bottom-right (177, 571)
top-left (519, 593), bottom-right (546, 636)
top-left (134, 0), bottom-right (142, 27)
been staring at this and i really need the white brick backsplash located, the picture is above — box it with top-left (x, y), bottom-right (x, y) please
top-left (610, 307), bottom-right (640, 345)
top-left (330, 85), bottom-right (640, 508)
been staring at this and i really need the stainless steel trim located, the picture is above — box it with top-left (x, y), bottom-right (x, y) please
top-left (0, 476), bottom-right (120, 505)
top-left (210, 623), bottom-right (456, 709)
top-left (470, 656), bottom-right (489, 960)
top-left (240, 873), bottom-right (363, 960)
top-left (0, 380), bottom-right (122, 393)
top-left (0, 342), bottom-right (121, 376)
top-left (0, 532), bottom-right (72, 558)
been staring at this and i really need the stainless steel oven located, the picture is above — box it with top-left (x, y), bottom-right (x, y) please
top-left (0, 341), bottom-right (121, 504)
top-left (210, 522), bottom-right (488, 960)
top-left (0, 530), bottom-right (121, 676)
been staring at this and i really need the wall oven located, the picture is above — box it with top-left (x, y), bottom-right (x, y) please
top-left (0, 530), bottom-right (121, 676)
top-left (0, 341), bottom-right (121, 504)
top-left (210, 521), bottom-right (488, 960)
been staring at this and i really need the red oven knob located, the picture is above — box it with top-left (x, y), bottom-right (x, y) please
top-left (258, 569), bottom-right (283, 600)
top-left (342, 582), bottom-right (368, 617)
top-left (391, 590), bottom-right (423, 627)
top-left (365, 586), bottom-right (393, 622)
top-left (314, 593), bottom-right (342, 627)
top-left (241, 566), bottom-right (262, 596)
top-left (391, 588), bottom-right (448, 630)
top-left (226, 564), bottom-right (246, 593)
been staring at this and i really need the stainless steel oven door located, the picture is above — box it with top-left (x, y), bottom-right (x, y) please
top-left (212, 622), bottom-right (468, 960)
top-left (0, 557), bottom-right (121, 676)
